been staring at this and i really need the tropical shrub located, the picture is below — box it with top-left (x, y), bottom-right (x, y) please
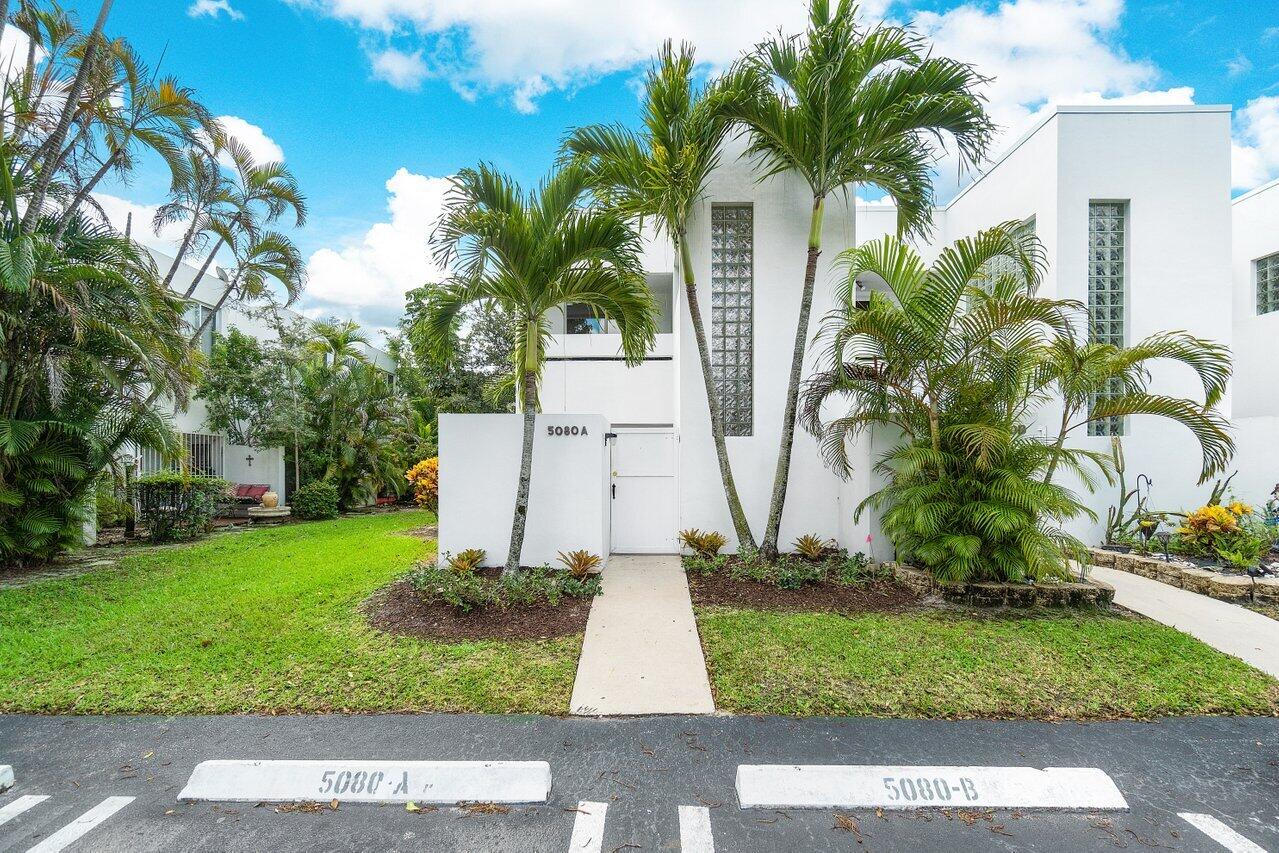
top-left (678, 529), bottom-right (727, 558)
top-left (557, 549), bottom-right (602, 578)
top-left (405, 458), bottom-right (439, 509)
top-left (793, 534), bottom-right (833, 561)
top-left (802, 227), bottom-right (1232, 584)
top-left (95, 474), bottom-right (134, 531)
top-left (409, 563), bottom-right (601, 613)
top-left (136, 472), bottom-right (230, 542)
top-left (446, 548), bottom-right (486, 574)
top-left (292, 480), bottom-right (340, 521)
top-left (1177, 502), bottom-right (1272, 567)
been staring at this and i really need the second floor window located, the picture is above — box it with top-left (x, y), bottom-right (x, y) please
top-left (1257, 252), bottom-right (1279, 316)
top-left (184, 303), bottom-right (217, 357)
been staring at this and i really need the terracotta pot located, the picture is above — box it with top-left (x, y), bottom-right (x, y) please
top-left (261, 491), bottom-right (279, 509)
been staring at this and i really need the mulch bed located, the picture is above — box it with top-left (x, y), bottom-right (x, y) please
top-left (687, 571), bottom-right (920, 614)
top-left (362, 575), bottom-right (593, 642)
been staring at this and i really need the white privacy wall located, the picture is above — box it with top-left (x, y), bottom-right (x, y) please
top-left (438, 414), bottom-right (611, 568)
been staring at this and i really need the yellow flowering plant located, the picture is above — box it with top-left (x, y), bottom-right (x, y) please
top-left (1177, 500), bottom-right (1272, 566)
top-left (405, 458), bottom-right (439, 510)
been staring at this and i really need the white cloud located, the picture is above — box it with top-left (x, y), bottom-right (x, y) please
top-left (188, 0), bottom-right (244, 21)
top-left (301, 168), bottom-right (452, 333)
top-left (369, 46), bottom-right (428, 90)
top-left (907, 0), bottom-right (1206, 197)
top-left (215, 115), bottom-right (285, 165)
top-left (291, 0), bottom-right (882, 111)
top-left (1226, 52), bottom-right (1252, 78)
top-left (1232, 96), bottom-right (1279, 190)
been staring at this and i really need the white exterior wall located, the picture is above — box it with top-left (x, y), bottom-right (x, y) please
top-left (1231, 178), bottom-right (1279, 506)
top-left (941, 106), bottom-right (1234, 541)
top-left (438, 414), bottom-right (610, 568)
top-left (1055, 108), bottom-right (1233, 534)
top-left (445, 105), bottom-right (1250, 558)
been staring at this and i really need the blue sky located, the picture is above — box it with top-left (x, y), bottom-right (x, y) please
top-left (76, 0), bottom-right (1279, 332)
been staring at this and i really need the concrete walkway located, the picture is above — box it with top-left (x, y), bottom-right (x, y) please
top-left (1091, 566), bottom-right (1279, 678)
top-left (570, 554), bottom-right (715, 716)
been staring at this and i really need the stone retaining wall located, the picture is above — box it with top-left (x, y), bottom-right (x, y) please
top-left (892, 564), bottom-right (1115, 608)
top-left (1088, 548), bottom-right (1279, 604)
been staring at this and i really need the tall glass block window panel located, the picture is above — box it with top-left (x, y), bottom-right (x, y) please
top-left (1088, 201), bottom-right (1126, 436)
top-left (1257, 252), bottom-right (1279, 316)
top-left (978, 216), bottom-right (1035, 295)
top-left (711, 204), bottom-right (754, 436)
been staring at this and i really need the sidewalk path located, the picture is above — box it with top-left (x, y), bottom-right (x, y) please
top-left (1091, 566), bottom-right (1279, 678)
top-left (570, 554), bottom-right (715, 715)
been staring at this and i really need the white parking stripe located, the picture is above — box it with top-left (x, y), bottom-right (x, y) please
top-left (0, 765), bottom-right (13, 792)
top-left (1178, 813), bottom-right (1268, 853)
top-left (679, 805), bottom-right (714, 852)
top-left (568, 801), bottom-right (608, 853)
top-left (24, 796), bottom-right (133, 853)
top-left (0, 796), bottom-right (48, 827)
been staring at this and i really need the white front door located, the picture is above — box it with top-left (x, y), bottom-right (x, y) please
top-left (610, 429), bottom-right (678, 553)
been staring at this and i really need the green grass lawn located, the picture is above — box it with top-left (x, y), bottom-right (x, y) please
top-left (0, 511), bottom-right (580, 715)
top-left (698, 607), bottom-right (1279, 719)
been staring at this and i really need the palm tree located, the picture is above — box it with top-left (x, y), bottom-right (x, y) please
top-left (1039, 332), bottom-right (1233, 485)
top-left (800, 226), bottom-right (1233, 581)
top-left (186, 230), bottom-right (306, 345)
top-left (563, 42), bottom-right (757, 549)
top-left (182, 138), bottom-right (307, 301)
top-left (421, 162), bottom-right (657, 574)
top-left (154, 151), bottom-right (233, 290)
top-left (58, 44), bottom-right (222, 235)
top-left (730, 0), bottom-right (992, 559)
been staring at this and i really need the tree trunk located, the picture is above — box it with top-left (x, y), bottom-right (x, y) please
top-left (55, 149), bottom-right (120, 238)
top-left (162, 216), bottom-right (201, 290)
top-left (505, 364), bottom-right (539, 576)
top-left (22, 0), bottom-right (114, 233)
top-left (677, 228), bottom-right (755, 550)
top-left (760, 195), bottom-right (826, 561)
top-left (0, 0), bottom-right (10, 50)
top-left (183, 236), bottom-right (225, 299)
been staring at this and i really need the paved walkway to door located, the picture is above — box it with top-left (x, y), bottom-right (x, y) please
top-left (1091, 566), bottom-right (1279, 678)
top-left (570, 554), bottom-right (715, 716)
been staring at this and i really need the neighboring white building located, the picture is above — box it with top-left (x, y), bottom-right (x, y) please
top-left (1230, 176), bottom-right (1279, 506)
top-left (441, 104), bottom-right (1276, 564)
top-left (138, 248), bottom-right (395, 501)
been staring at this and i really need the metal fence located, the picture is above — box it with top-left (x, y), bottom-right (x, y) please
top-left (140, 432), bottom-right (225, 478)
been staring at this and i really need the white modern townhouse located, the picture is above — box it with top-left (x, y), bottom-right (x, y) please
top-left (441, 104), bottom-right (1273, 565)
top-left (139, 248), bottom-right (396, 501)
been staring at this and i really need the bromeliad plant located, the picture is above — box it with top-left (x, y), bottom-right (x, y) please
top-left (801, 225), bottom-right (1233, 583)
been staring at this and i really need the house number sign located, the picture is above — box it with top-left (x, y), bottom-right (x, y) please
top-left (547, 425), bottom-right (589, 436)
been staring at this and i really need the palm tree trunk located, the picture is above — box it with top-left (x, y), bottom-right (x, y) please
top-left (505, 364), bottom-right (538, 576)
top-left (55, 149), bottom-right (120, 238)
top-left (0, 0), bottom-right (10, 48)
top-left (162, 217), bottom-right (201, 290)
top-left (1041, 404), bottom-right (1075, 486)
top-left (183, 236), bottom-right (225, 299)
top-left (678, 228), bottom-right (755, 549)
top-left (22, 0), bottom-right (114, 233)
top-left (760, 195), bottom-right (826, 561)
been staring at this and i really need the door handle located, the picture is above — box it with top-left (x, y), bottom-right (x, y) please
top-left (611, 483), bottom-right (616, 499)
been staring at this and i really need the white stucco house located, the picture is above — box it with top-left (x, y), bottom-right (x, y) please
top-left (440, 104), bottom-right (1277, 566)
top-left (134, 248), bottom-right (396, 502)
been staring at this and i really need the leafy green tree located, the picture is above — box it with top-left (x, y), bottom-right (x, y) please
top-left (195, 328), bottom-right (279, 449)
top-left (563, 42), bottom-right (757, 548)
top-left (801, 226), bottom-right (1233, 582)
top-left (729, 0), bottom-right (992, 559)
top-left (421, 162), bottom-right (657, 573)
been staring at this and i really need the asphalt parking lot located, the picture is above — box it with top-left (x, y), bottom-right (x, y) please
top-left (0, 713), bottom-right (1275, 851)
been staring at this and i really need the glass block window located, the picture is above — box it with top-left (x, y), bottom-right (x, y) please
top-left (1088, 202), bottom-right (1127, 436)
top-left (978, 216), bottom-right (1035, 294)
top-left (1257, 252), bottom-right (1279, 316)
top-left (711, 205), bottom-right (754, 436)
